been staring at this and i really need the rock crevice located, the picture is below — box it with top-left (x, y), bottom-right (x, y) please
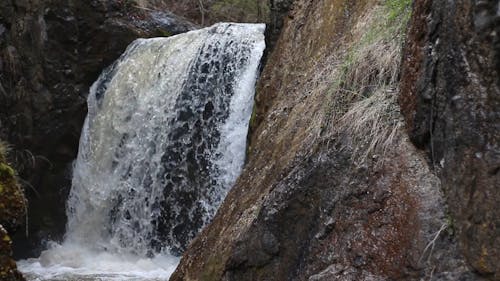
top-left (400, 0), bottom-right (500, 278)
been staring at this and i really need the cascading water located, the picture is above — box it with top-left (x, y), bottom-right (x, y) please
top-left (18, 22), bottom-right (265, 281)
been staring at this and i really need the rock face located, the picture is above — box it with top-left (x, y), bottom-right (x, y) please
top-left (172, 0), bottom-right (486, 280)
top-left (0, 226), bottom-right (24, 281)
top-left (0, 143), bottom-right (26, 281)
top-left (400, 0), bottom-right (500, 279)
top-left (0, 0), bottom-right (195, 258)
top-left (266, 0), bottom-right (294, 52)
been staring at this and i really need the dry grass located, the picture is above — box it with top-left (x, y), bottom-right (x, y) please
top-left (343, 36), bottom-right (401, 94)
top-left (323, 1), bottom-right (411, 164)
top-left (0, 139), bottom-right (42, 175)
top-left (338, 87), bottom-right (402, 163)
top-left (0, 140), bottom-right (10, 162)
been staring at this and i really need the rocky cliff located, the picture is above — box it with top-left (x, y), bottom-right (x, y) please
top-left (400, 1), bottom-right (500, 278)
top-left (172, 0), bottom-right (498, 280)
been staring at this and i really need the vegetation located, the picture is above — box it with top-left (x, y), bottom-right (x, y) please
top-left (0, 138), bottom-right (26, 236)
top-left (0, 140), bottom-right (8, 162)
top-left (149, 0), bottom-right (268, 25)
top-left (386, 0), bottom-right (413, 23)
top-left (324, 0), bottom-right (412, 164)
top-left (209, 0), bottom-right (269, 23)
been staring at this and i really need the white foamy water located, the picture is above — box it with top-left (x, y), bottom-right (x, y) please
top-left (18, 245), bottom-right (179, 281)
top-left (18, 22), bottom-right (265, 280)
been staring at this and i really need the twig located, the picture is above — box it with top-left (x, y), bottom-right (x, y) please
top-left (419, 223), bottom-right (448, 264)
top-left (199, 0), bottom-right (205, 25)
top-left (25, 204), bottom-right (29, 237)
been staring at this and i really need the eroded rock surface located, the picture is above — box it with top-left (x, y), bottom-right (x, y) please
top-left (400, 0), bottom-right (500, 279)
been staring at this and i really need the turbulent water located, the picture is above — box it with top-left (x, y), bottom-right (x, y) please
top-left (19, 22), bottom-right (265, 281)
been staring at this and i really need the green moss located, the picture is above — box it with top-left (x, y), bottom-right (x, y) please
top-left (0, 183), bottom-right (3, 194)
top-left (358, 0), bottom-right (412, 49)
top-left (326, 0), bottom-right (412, 102)
top-left (160, 30), bottom-right (171, 37)
top-left (445, 213), bottom-right (455, 236)
top-left (385, 0), bottom-right (413, 23)
top-left (245, 104), bottom-right (258, 155)
top-left (249, 104), bottom-right (257, 129)
top-left (0, 163), bottom-right (14, 178)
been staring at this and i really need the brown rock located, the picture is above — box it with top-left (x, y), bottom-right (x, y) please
top-left (400, 1), bottom-right (500, 279)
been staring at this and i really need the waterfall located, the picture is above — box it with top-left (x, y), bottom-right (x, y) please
top-left (18, 22), bottom-right (265, 280)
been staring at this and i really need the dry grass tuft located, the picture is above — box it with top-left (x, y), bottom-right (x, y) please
top-left (323, 1), bottom-right (411, 164)
top-left (338, 87), bottom-right (403, 164)
top-left (0, 140), bottom-right (10, 162)
top-left (343, 37), bottom-right (401, 94)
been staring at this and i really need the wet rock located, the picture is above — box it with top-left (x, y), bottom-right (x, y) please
top-left (267, 0), bottom-right (295, 51)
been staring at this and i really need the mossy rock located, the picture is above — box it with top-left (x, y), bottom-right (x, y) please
top-left (0, 143), bottom-right (26, 280)
top-left (0, 225), bottom-right (25, 281)
top-left (0, 164), bottom-right (14, 179)
top-left (0, 145), bottom-right (26, 233)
